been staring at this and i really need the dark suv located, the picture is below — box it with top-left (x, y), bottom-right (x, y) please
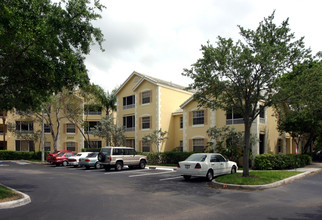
top-left (98, 147), bottom-right (147, 171)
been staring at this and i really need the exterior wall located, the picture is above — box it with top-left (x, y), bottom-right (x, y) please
top-left (265, 106), bottom-right (280, 154)
top-left (135, 81), bottom-right (158, 152)
top-left (116, 74), bottom-right (143, 149)
top-left (159, 86), bottom-right (192, 152)
top-left (171, 114), bottom-right (183, 151)
top-left (182, 101), bottom-right (210, 152)
top-left (3, 93), bottom-right (107, 153)
top-left (116, 73), bottom-right (192, 152)
top-left (181, 99), bottom-right (293, 157)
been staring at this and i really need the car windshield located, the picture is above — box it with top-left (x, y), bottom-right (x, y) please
top-left (101, 148), bottom-right (111, 155)
top-left (57, 152), bottom-right (65, 157)
top-left (185, 154), bottom-right (207, 162)
top-left (87, 152), bottom-right (98, 157)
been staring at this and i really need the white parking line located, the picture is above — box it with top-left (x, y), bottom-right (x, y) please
top-left (104, 169), bottom-right (147, 175)
top-left (129, 171), bottom-right (174, 178)
top-left (159, 176), bottom-right (182, 181)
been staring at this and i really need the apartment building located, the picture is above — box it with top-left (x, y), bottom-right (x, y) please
top-left (1, 71), bottom-right (299, 156)
top-left (0, 93), bottom-right (107, 153)
top-left (116, 71), bottom-right (193, 152)
top-left (116, 71), bottom-right (297, 155)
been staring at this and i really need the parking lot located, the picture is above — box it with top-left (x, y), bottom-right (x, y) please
top-left (1, 161), bottom-right (322, 220)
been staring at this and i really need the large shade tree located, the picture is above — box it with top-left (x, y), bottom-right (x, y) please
top-left (273, 58), bottom-right (322, 153)
top-left (183, 12), bottom-right (310, 177)
top-left (0, 0), bottom-right (105, 111)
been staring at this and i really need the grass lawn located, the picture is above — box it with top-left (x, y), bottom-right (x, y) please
top-left (215, 170), bottom-right (303, 185)
top-left (0, 185), bottom-right (22, 202)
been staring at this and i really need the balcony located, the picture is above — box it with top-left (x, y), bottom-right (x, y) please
top-left (124, 127), bottom-right (135, 132)
top-left (226, 118), bottom-right (244, 125)
top-left (123, 104), bottom-right (135, 110)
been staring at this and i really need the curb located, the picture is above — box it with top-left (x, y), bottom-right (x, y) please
top-left (0, 184), bottom-right (31, 209)
top-left (147, 166), bottom-right (177, 171)
top-left (210, 169), bottom-right (322, 190)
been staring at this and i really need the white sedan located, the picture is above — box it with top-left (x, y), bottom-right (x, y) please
top-left (177, 153), bottom-right (238, 181)
top-left (67, 152), bottom-right (91, 167)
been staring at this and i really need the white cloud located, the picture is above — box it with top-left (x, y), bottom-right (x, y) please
top-left (85, 0), bottom-right (322, 91)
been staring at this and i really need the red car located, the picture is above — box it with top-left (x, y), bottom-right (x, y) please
top-left (52, 151), bottom-right (76, 166)
top-left (46, 150), bottom-right (73, 164)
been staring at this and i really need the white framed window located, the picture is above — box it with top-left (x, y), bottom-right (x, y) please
top-left (123, 95), bottom-right (135, 109)
top-left (44, 124), bottom-right (51, 133)
top-left (123, 115), bottom-right (135, 132)
top-left (142, 142), bottom-right (150, 152)
top-left (66, 142), bottom-right (76, 151)
top-left (142, 116), bottom-right (150, 129)
top-left (16, 121), bottom-right (33, 133)
top-left (44, 142), bottom-right (51, 152)
top-left (15, 140), bottom-right (34, 152)
top-left (141, 91), bottom-right (151, 104)
top-left (66, 123), bottom-right (76, 133)
top-left (193, 111), bottom-right (204, 125)
top-left (193, 139), bottom-right (204, 152)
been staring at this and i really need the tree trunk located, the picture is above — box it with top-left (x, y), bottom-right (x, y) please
top-left (243, 121), bottom-right (251, 177)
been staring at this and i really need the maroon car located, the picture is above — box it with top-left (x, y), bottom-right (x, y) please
top-left (52, 152), bottom-right (76, 166)
top-left (46, 150), bottom-right (73, 164)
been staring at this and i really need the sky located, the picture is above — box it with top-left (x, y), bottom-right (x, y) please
top-left (84, 0), bottom-right (322, 91)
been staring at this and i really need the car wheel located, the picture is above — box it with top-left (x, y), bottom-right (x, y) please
top-left (85, 165), bottom-right (90, 170)
top-left (62, 161), bottom-right (68, 167)
top-left (206, 170), bottom-right (214, 182)
top-left (138, 160), bottom-right (146, 169)
top-left (95, 162), bottom-right (101, 169)
top-left (98, 153), bottom-right (106, 162)
top-left (104, 165), bottom-right (111, 171)
top-left (183, 175), bottom-right (191, 181)
top-left (115, 162), bottom-right (123, 171)
top-left (231, 166), bottom-right (237, 174)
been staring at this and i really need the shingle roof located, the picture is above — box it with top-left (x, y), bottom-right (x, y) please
top-left (116, 71), bottom-right (194, 95)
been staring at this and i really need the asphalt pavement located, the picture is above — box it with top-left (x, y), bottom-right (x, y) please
top-left (1, 161), bottom-right (322, 210)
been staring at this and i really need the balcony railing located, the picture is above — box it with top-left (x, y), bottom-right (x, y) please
top-left (226, 118), bottom-right (244, 125)
top-left (260, 117), bottom-right (265, 124)
top-left (84, 111), bottom-right (102, 115)
top-left (124, 127), bottom-right (135, 132)
top-left (123, 104), bottom-right (135, 110)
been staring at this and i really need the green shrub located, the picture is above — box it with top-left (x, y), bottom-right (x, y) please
top-left (253, 153), bottom-right (312, 170)
top-left (142, 151), bottom-right (194, 165)
top-left (82, 148), bottom-right (100, 152)
top-left (0, 150), bottom-right (49, 160)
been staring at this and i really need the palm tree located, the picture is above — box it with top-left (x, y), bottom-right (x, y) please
top-left (93, 85), bottom-right (117, 116)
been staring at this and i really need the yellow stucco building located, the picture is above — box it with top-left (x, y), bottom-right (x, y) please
top-left (0, 71), bottom-right (300, 156)
top-left (116, 71), bottom-right (298, 156)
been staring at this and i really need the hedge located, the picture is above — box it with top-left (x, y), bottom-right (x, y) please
top-left (143, 151), bottom-right (194, 165)
top-left (253, 153), bottom-right (312, 170)
top-left (0, 150), bottom-right (49, 160)
top-left (81, 148), bottom-right (101, 152)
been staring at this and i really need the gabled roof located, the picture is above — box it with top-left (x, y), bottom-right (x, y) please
top-left (180, 96), bottom-right (194, 109)
top-left (115, 71), bottom-right (194, 95)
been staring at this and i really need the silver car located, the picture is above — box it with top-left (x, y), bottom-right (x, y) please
top-left (79, 152), bottom-right (101, 169)
top-left (67, 152), bottom-right (91, 167)
top-left (177, 153), bottom-right (238, 181)
top-left (98, 147), bottom-right (147, 171)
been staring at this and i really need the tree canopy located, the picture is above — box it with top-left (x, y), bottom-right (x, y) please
top-left (183, 11), bottom-right (310, 177)
top-left (273, 58), bottom-right (322, 153)
top-left (0, 0), bottom-right (105, 111)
